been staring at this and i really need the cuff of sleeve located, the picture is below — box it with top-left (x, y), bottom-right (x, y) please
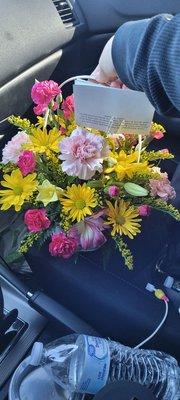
top-left (112, 19), bottom-right (151, 90)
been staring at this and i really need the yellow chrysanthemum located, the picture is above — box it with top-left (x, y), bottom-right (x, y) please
top-left (0, 169), bottom-right (37, 212)
top-left (25, 127), bottom-right (60, 155)
top-left (105, 150), bottom-right (149, 180)
top-left (60, 183), bottom-right (97, 222)
top-left (106, 199), bottom-right (141, 238)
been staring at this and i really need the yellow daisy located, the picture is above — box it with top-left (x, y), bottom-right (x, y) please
top-left (60, 183), bottom-right (97, 222)
top-left (0, 169), bottom-right (37, 212)
top-left (106, 199), bottom-right (141, 238)
top-left (25, 127), bottom-right (60, 156)
top-left (105, 150), bottom-right (149, 180)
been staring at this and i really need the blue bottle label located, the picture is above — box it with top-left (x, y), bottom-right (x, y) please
top-left (73, 335), bottom-right (110, 394)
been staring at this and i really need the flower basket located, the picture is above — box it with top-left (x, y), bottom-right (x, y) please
top-left (0, 79), bottom-right (180, 271)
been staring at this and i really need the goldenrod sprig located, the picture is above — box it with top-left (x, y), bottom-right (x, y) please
top-left (145, 198), bottom-right (180, 220)
top-left (141, 150), bottom-right (174, 162)
top-left (8, 115), bottom-right (34, 133)
top-left (114, 236), bottom-right (134, 270)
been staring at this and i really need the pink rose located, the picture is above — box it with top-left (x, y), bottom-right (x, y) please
top-left (24, 209), bottom-right (51, 232)
top-left (62, 95), bottom-right (74, 119)
top-left (31, 80), bottom-right (61, 115)
top-left (49, 233), bottom-right (78, 259)
top-left (17, 150), bottom-right (36, 176)
top-left (108, 185), bottom-right (120, 197)
top-left (138, 205), bottom-right (151, 217)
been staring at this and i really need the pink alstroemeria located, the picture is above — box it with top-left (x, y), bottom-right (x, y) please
top-left (69, 211), bottom-right (108, 251)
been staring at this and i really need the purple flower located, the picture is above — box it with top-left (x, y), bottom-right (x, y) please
top-left (149, 177), bottom-right (176, 201)
top-left (68, 211), bottom-right (108, 250)
top-left (59, 128), bottom-right (109, 180)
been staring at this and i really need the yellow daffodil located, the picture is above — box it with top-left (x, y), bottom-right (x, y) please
top-left (36, 179), bottom-right (63, 206)
top-left (0, 169), bottom-right (37, 212)
top-left (25, 127), bottom-right (60, 156)
top-left (60, 183), bottom-right (97, 222)
top-left (105, 150), bottom-right (149, 180)
top-left (106, 199), bottom-right (141, 238)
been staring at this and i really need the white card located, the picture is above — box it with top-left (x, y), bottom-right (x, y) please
top-left (73, 80), bottom-right (154, 135)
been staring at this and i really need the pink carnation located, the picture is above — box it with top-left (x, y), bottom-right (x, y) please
top-left (108, 185), bottom-right (120, 197)
top-left (31, 80), bottom-right (61, 115)
top-left (17, 150), bottom-right (36, 176)
top-left (2, 131), bottom-right (30, 164)
top-left (161, 148), bottom-right (169, 154)
top-left (62, 95), bottom-right (74, 119)
top-left (49, 232), bottom-right (78, 259)
top-left (138, 205), bottom-right (151, 217)
top-left (59, 128), bottom-right (109, 180)
top-left (149, 177), bottom-right (176, 201)
top-left (151, 130), bottom-right (164, 140)
top-left (24, 209), bottom-right (51, 232)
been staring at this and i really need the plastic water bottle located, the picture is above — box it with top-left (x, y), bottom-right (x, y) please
top-left (30, 334), bottom-right (180, 399)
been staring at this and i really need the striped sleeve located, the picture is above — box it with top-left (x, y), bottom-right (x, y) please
top-left (112, 14), bottom-right (180, 116)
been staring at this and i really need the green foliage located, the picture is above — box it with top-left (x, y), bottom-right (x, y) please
top-left (36, 155), bottom-right (70, 188)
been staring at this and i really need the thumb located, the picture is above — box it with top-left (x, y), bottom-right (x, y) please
top-left (90, 65), bottom-right (110, 84)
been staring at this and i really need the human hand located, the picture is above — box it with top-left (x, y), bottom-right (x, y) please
top-left (91, 36), bottom-right (118, 83)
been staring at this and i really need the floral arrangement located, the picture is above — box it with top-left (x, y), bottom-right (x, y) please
top-left (0, 79), bottom-right (180, 269)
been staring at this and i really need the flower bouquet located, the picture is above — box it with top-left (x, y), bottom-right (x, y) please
top-left (0, 79), bottom-right (180, 269)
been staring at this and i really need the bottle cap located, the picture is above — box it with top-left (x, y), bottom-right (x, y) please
top-left (29, 342), bottom-right (44, 366)
top-left (164, 276), bottom-right (174, 289)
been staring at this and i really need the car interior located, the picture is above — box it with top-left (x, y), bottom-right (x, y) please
top-left (0, 1), bottom-right (180, 398)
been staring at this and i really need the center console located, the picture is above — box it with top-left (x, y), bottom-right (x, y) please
top-left (0, 273), bottom-right (46, 399)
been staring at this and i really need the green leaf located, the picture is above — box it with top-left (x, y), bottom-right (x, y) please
top-left (6, 251), bottom-right (24, 263)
